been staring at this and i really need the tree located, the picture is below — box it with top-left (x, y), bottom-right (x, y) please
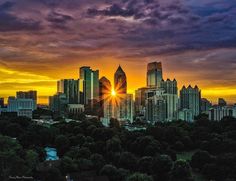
top-left (151, 155), bottom-right (173, 180)
top-left (110, 118), bottom-right (120, 129)
top-left (100, 164), bottom-right (120, 181)
top-left (5, 123), bottom-right (23, 137)
top-left (119, 152), bottom-right (137, 171)
top-left (126, 173), bottom-right (153, 181)
top-left (55, 135), bottom-right (70, 157)
top-left (25, 150), bottom-right (39, 174)
top-left (90, 154), bottom-right (105, 171)
top-left (191, 150), bottom-right (212, 170)
top-left (171, 160), bottom-right (193, 181)
top-left (138, 156), bottom-right (153, 174)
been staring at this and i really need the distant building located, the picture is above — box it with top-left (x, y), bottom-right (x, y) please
top-left (7, 97), bottom-right (35, 118)
top-left (218, 98), bottom-right (227, 107)
top-left (16, 90), bottom-right (37, 110)
top-left (135, 87), bottom-right (149, 116)
top-left (57, 79), bottom-right (81, 104)
top-left (201, 98), bottom-right (212, 113)
top-left (180, 85), bottom-right (201, 120)
top-left (114, 65), bottom-right (127, 94)
top-left (79, 66), bottom-right (99, 105)
top-left (161, 79), bottom-right (178, 121)
top-left (0, 98), bottom-right (4, 108)
top-left (67, 104), bottom-right (84, 117)
top-left (209, 106), bottom-right (236, 121)
top-left (145, 88), bottom-right (166, 123)
top-left (49, 93), bottom-right (68, 118)
top-left (147, 62), bottom-right (163, 88)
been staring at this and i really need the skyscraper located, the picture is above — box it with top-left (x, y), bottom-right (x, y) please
top-left (79, 66), bottom-right (99, 105)
top-left (201, 98), bottom-right (212, 113)
top-left (161, 78), bottom-right (178, 121)
top-left (147, 62), bottom-right (163, 88)
top-left (49, 92), bottom-right (68, 118)
top-left (114, 65), bottom-right (127, 94)
top-left (57, 79), bottom-right (81, 104)
top-left (145, 88), bottom-right (166, 123)
top-left (99, 76), bottom-right (112, 117)
top-left (135, 87), bottom-right (149, 115)
top-left (180, 85), bottom-right (201, 120)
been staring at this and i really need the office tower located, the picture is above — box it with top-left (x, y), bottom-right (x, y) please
top-left (135, 87), bottom-right (149, 115)
top-left (49, 93), bottom-right (68, 118)
top-left (7, 97), bottom-right (35, 118)
top-left (112, 94), bottom-right (134, 123)
top-left (147, 62), bottom-right (163, 88)
top-left (57, 79), bottom-right (81, 104)
top-left (16, 90), bottom-right (37, 109)
top-left (180, 85), bottom-right (201, 120)
top-left (145, 89), bottom-right (166, 123)
top-left (201, 98), bottom-right (212, 113)
top-left (99, 76), bottom-right (112, 117)
top-left (0, 98), bottom-right (4, 108)
top-left (79, 66), bottom-right (99, 105)
top-left (218, 98), bottom-right (227, 107)
top-left (114, 65), bottom-right (127, 94)
top-left (161, 79), bottom-right (178, 121)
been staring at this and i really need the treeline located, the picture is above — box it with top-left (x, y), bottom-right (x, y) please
top-left (0, 114), bottom-right (236, 181)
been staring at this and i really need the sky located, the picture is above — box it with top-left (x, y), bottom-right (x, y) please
top-left (0, 0), bottom-right (236, 104)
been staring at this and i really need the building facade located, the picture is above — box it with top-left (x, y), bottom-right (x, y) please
top-left (57, 79), bottom-right (81, 104)
top-left (49, 93), bottom-right (68, 118)
top-left (135, 87), bottom-right (149, 116)
top-left (16, 90), bottom-right (37, 110)
top-left (209, 106), bottom-right (236, 121)
top-left (145, 89), bottom-right (166, 123)
top-left (7, 97), bottom-right (35, 118)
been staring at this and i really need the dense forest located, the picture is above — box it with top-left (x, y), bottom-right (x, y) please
top-left (0, 114), bottom-right (236, 181)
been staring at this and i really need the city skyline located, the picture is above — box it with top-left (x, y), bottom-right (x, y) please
top-left (0, 0), bottom-right (236, 104)
top-left (0, 62), bottom-right (235, 105)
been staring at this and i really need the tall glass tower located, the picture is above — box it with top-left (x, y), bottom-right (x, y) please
top-left (114, 65), bottom-right (127, 94)
top-left (79, 66), bottom-right (99, 105)
top-left (147, 62), bottom-right (163, 88)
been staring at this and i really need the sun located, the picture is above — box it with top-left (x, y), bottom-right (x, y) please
top-left (111, 89), bottom-right (116, 96)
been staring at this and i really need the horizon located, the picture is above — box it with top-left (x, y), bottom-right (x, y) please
top-left (0, 0), bottom-right (236, 104)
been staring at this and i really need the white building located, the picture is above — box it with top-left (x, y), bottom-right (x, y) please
top-left (209, 106), bottom-right (236, 121)
top-left (67, 104), bottom-right (84, 116)
top-left (7, 97), bottom-right (35, 118)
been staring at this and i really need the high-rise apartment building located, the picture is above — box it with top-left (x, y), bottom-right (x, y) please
top-left (79, 66), bottom-right (99, 105)
top-left (57, 79), bottom-right (81, 104)
top-left (147, 62), bottom-right (163, 88)
top-left (114, 65), bottom-right (127, 94)
top-left (161, 79), bottom-right (178, 121)
top-left (180, 85), bottom-right (201, 120)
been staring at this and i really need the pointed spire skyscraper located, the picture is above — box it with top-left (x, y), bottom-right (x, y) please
top-left (114, 65), bottom-right (127, 94)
